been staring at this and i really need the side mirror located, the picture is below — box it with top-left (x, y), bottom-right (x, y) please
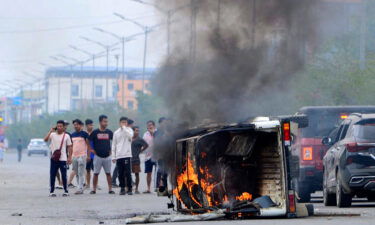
top-left (322, 137), bottom-right (332, 146)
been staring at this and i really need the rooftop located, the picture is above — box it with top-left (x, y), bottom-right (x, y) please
top-left (45, 66), bottom-right (156, 80)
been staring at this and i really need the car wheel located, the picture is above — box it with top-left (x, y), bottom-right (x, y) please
top-left (336, 174), bottom-right (352, 207)
top-left (323, 178), bottom-right (336, 206)
top-left (294, 179), bottom-right (311, 203)
top-left (28, 153), bottom-right (31, 157)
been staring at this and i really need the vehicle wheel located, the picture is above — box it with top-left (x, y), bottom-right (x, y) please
top-left (295, 180), bottom-right (311, 203)
top-left (323, 170), bottom-right (336, 206)
top-left (367, 194), bottom-right (375, 202)
top-left (28, 153), bottom-right (31, 157)
top-left (44, 153), bottom-right (48, 157)
top-left (323, 182), bottom-right (336, 206)
top-left (336, 174), bottom-right (352, 207)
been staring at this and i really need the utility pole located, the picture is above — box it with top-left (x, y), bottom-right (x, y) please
top-left (217, 0), bottom-right (221, 32)
top-left (114, 13), bottom-right (154, 93)
top-left (359, 0), bottom-right (367, 70)
top-left (93, 28), bottom-right (141, 107)
top-left (251, 0), bottom-right (257, 48)
top-left (190, 0), bottom-right (198, 63)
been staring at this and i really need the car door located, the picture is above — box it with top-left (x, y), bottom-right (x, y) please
top-left (330, 121), bottom-right (351, 185)
top-left (326, 124), bottom-right (346, 187)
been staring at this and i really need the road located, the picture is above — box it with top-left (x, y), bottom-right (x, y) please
top-left (1, 151), bottom-right (375, 225)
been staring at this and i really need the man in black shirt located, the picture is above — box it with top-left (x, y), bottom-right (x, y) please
top-left (89, 115), bottom-right (114, 194)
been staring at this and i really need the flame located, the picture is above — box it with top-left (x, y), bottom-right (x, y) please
top-left (173, 153), bottom-right (217, 208)
top-left (173, 154), bottom-right (202, 208)
top-left (174, 152), bottom-right (253, 210)
top-left (235, 192), bottom-right (252, 201)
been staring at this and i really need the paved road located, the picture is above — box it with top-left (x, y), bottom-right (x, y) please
top-left (1, 152), bottom-right (375, 225)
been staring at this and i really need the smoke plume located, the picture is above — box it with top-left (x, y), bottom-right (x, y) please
top-left (153, 0), bottom-right (327, 125)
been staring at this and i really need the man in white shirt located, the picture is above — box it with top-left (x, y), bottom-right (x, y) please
top-left (44, 120), bottom-right (73, 197)
top-left (143, 120), bottom-right (156, 193)
top-left (112, 117), bottom-right (134, 195)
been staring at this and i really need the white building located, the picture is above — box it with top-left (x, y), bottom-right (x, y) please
top-left (45, 66), bottom-right (152, 114)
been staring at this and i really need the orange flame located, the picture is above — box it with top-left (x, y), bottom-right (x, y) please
top-left (173, 153), bottom-right (217, 208)
top-left (173, 154), bottom-right (202, 208)
top-left (235, 192), bottom-right (252, 201)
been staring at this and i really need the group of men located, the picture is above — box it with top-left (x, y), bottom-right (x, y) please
top-left (44, 114), bottom-right (167, 197)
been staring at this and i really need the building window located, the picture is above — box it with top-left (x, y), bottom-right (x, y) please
top-left (71, 84), bottom-right (79, 97)
top-left (127, 100), bottom-right (134, 109)
top-left (112, 84), bottom-right (118, 97)
top-left (95, 85), bottom-right (102, 98)
top-left (127, 83), bottom-right (134, 91)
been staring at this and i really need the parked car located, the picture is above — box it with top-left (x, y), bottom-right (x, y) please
top-left (292, 106), bottom-right (375, 202)
top-left (322, 113), bottom-right (375, 207)
top-left (27, 139), bottom-right (49, 156)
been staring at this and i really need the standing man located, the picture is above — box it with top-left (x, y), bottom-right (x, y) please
top-left (44, 120), bottom-right (73, 197)
top-left (111, 118), bottom-right (135, 188)
top-left (131, 126), bottom-right (148, 194)
top-left (16, 139), bottom-right (23, 162)
top-left (71, 119), bottom-right (90, 194)
top-left (89, 115), bottom-right (114, 194)
top-left (154, 117), bottom-right (169, 195)
top-left (112, 117), bottom-right (134, 195)
top-left (85, 119), bottom-right (94, 190)
top-left (143, 120), bottom-right (156, 194)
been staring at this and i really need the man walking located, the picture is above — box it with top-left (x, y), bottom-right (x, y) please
top-left (85, 119), bottom-right (94, 189)
top-left (131, 126), bottom-right (148, 194)
top-left (71, 119), bottom-right (90, 194)
top-left (16, 139), bottom-right (23, 162)
top-left (89, 115), bottom-right (114, 194)
top-left (112, 117), bottom-right (134, 195)
top-left (143, 120), bottom-right (156, 193)
top-left (44, 120), bottom-right (73, 197)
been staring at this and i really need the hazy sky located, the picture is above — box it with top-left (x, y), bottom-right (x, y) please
top-left (0, 0), bottom-right (165, 84)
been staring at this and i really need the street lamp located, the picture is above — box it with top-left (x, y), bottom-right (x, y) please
top-left (70, 45), bottom-right (97, 70)
top-left (129, 0), bottom-right (190, 57)
top-left (113, 12), bottom-right (153, 93)
top-left (93, 28), bottom-right (143, 108)
top-left (79, 36), bottom-right (112, 72)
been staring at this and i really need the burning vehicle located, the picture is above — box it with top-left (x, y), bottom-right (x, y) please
top-left (170, 116), bottom-right (312, 219)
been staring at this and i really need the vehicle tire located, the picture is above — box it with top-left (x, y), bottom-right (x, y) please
top-left (336, 174), bottom-right (352, 208)
top-left (44, 152), bottom-right (48, 157)
top-left (323, 169), bottom-right (336, 206)
top-left (28, 153), bottom-right (31, 157)
top-left (367, 194), bottom-right (375, 202)
top-left (294, 179), bottom-right (311, 203)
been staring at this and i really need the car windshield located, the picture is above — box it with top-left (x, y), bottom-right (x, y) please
top-left (353, 119), bottom-right (375, 140)
top-left (300, 113), bottom-right (342, 138)
top-left (30, 140), bottom-right (45, 146)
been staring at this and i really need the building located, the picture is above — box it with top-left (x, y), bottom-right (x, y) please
top-left (45, 66), bottom-right (154, 114)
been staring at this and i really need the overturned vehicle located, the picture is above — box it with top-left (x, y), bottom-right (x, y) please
top-left (171, 116), bottom-right (312, 219)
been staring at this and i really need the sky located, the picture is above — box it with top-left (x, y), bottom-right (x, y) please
top-left (0, 0), bottom-right (166, 87)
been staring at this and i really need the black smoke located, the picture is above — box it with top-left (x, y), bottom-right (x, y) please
top-left (153, 0), bottom-right (324, 125)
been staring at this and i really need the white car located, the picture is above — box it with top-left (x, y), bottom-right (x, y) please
top-left (27, 139), bottom-right (49, 156)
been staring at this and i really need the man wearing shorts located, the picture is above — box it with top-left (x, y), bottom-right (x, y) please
top-left (131, 126), bottom-right (148, 194)
top-left (89, 115), bottom-right (114, 194)
top-left (71, 119), bottom-right (90, 194)
top-left (143, 120), bottom-right (156, 193)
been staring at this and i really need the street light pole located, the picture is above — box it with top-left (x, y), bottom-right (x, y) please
top-left (80, 36), bottom-right (115, 101)
top-left (113, 13), bottom-right (151, 93)
top-left (129, 0), bottom-right (190, 57)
